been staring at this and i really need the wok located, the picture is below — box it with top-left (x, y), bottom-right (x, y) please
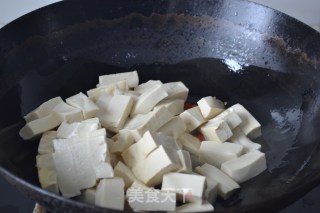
top-left (0, 0), bottom-right (320, 212)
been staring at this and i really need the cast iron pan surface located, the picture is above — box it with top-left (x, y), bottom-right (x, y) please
top-left (0, 0), bottom-right (320, 212)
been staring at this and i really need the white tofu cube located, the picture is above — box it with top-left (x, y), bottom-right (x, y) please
top-left (134, 80), bottom-right (162, 94)
top-left (153, 99), bottom-right (185, 116)
top-left (53, 151), bottom-right (81, 198)
top-left (132, 145), bottom-right (181, 187)
top-left (161, 172), bottom-right (206, 203)
top-left (157, 116), bottom-right (187, 139)
top-left (66, 92), bottom-right (99, 119)
top-left (110, 130), bottom-right (135, 153)
top-left (36, 153), bottom-right (58, 194)
top-left (99, 71), bottom-right (139, 88)
top-left (95, 178), bottom-right (125, 210)
top-left (56, 121), bottom-right (99, 139)
top-left (38, 131), bottom-right (57, 154)
top-left (114, 161), bottom-right (137, 190)
top-left (212, 108), bottom-right (242, 130)
top-left (195, 163), bottom-right (240, 200)
top-left (96, 94), bottom-right (134, 132)
top-left (19, 114), bottom-right (61, 140)
top-left (24, 97), bottom-right (63, 122)
top-left (131, 84), bottom-right (168, 115)
top-left (230, 128), bottom-right (261, 153)
top-left (221, 150), bottom-right (267, 183)
top-left (163, 82), bottom-right (189, 101)
top-left (180, 106), bottom-right (206, 132)
top-left (52, 102), bottom-right (84, 123)
top-left (177, 133), bottom-right (201, 156)
top-left (230, 103), bottom-right (262, 139)
top-left (77, 188), bottom-right (96, 205)
top-left (123, 106), bottom-right (173, 141)
top-left (197, 96), bottom-right (225, 119)
top-left (87, 85), bottom-right (115, 102)
top-left (201, 119), bottom-right (233, 143)
top-left (200, 141), bottom-right (244, 168)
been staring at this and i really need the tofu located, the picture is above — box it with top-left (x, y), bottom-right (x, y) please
top-left (172, 200), bottom-right (214, 212)
top-left (69, 142), bottom-right (96, 190)
top-left (123, 106), bottom-right (173, 141)
top-left (163, 82), bottom-right (189, 101)
top-left (38, 131), bottom-right (57, 154)
top-left (19, 114), bottom-right (61, 140)
top-left (180, 106), bottom-right (206, 132)
top-left (110, 130), bottom-right (135, 154)
top-left (96, 95), bottom-right (133, 132)
top-left (161, 173), bottom-right (206, 203)
top-left (177, 150), bottom-right (192, 173)
top-left (153, 99), bottom-right (185, 116)
top-left (200, 141), bottom-right (244, 168)
top-left (177, 133), bottom-right (201, 156)
top-left (56, 121), bottom-right (99, 139)
top-left (230, 104), bottom-right (262, 139)
top-left (195, 163), bottom-right (240, 200)
top-left (36, 153), bottom-right (59, 194)
top-left (205, 178), bottom-right (218, 203)
top-left (52, 102), bottom-right (84, 123)
top-left (200, 119), bottom-right (233, 143)
top-left (87, 85), bottom-right (115, 102)
top-left (127, 182), bottom-right (176, 212)
top-left (53, 136), bottom-right (113, 179)
top-left (24, 97), bottom-right (63, 122)
top-left (99, 71), bottom-right (139, 88)
top-left (134, 80), bottom-right (162, 94)
top-left (53, 151), bottom-right (81, 198)
top-left (66, 92), bottom-right (99, 119)
top-left (132, 145), bottom-right (181, 187)
top-left (77, 188), bottom-right (96, 205)
top-left (157, 116), bottom-right (187, 139)
top-left (211, 108), bottom-right (242, 130)
top-left (74, 128), bottom-right (107, 139)
top-left (230, 128), bottom-right (261, 153)
top-left (197, 96), bottom-right (225, 119)
top-left (221, 150), bottom-right (267, 183)
top-left (95, 178), bottom-right (125, 210)
top-left (122, 131), bottom-right (180, 168)
top-left (131, 84), bottom-right (168, 115)
top-left (114, 161), bottom-right (137, 190)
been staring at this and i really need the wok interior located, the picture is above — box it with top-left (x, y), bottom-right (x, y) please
top-left (0, 0), bottom-right (320, 212)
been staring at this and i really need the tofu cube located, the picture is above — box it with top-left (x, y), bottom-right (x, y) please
top-left (19, 114), bottom-right (61, 140)
top-left (154, 99), bottom-right (185, 116)
top-left (24, 97), bottom-right (63, 122)
top-left (172, 200), bottom-right (214, 212)
top-left (132, 145), bottom-right (181, 187)
top-left (38, 131), bottom-right (57, 154)
top-left (230, 103), bottom-right (262, 139)
top-left (57, 121), bottom-right (99, 139)
top-left (221, 150), bottom-right (267, 183)
top-left (66, 92), bottom-right (99, 119)
top-left (157, 116), bottom-right (187, 139)
top-left (99, 71), bottom-right (139, 88)
top-left (52, 102), bottom-right (84, 123)
top-left (96, 94), bottom-right (133, 132)
top-left (131, 84), bottom-right (168, 115)
top-left (36, 153), bottom-right (59, 194)
top-left (134, 80), bottom-right (163, 94)
top-left (114, 161), bottom-right (137, 190)
top-left (230, 128), bottom-right (261, 153)
top-left (177, 133), bottom-right (201, 156)
top-left (195, 163), bottom-right (240, 200)
top-left (77, 188), bottom-right (96, 205)
top-left (197, 96), bottom-right (225, 119)
top-left (95, 178), bottom-right (125, 210)
top-left (163, 82), bottom-right (189, 101)
top-left (161, 172), bottom-right (206, 203)
top-left (201, 119), bottom-right (233, 143)
top-left (180, 106), bottom-right (206, 132)
top-left (200, 141), bottom-right (244, 168)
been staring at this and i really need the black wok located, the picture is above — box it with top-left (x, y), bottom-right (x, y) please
top-left (0, 0), bottom-right (320, 212)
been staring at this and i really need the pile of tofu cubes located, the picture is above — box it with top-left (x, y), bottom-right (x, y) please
top-left (20, 71), bottom-right (267, 212)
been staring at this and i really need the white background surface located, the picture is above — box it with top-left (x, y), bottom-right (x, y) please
top-left (0, 0), bottom-right (319, 31)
